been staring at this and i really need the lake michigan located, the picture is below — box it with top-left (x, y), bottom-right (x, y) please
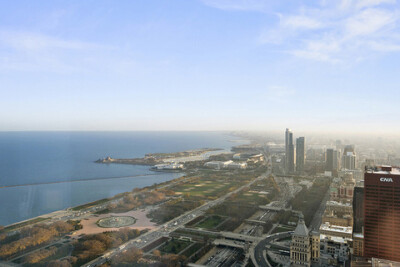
top-left (0, 131), bottom-right (243, 226)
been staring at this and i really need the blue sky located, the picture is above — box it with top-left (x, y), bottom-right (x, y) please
top-left (1, 0), bottom-right (400, 133)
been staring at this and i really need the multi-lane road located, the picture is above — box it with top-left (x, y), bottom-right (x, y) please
top-left (83, 167), bottom-right (272, 267)
top-left (253, 232), bottom-right (292, 267)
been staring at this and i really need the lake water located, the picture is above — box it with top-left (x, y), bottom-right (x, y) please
top-left (0, 131), bottom-right (244, 226)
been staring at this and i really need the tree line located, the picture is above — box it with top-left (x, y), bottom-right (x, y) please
top-left (0, 221), bottom-right (76, 259)
top-left (71, 228), bottom-right (142, 266)
top-left (104, 190), bottom-right (172, 213)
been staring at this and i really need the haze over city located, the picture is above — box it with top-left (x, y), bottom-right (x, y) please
top-left (1, 0), bottom-right (400, 133)
top-left (3, 2), bottom-right (400, 267)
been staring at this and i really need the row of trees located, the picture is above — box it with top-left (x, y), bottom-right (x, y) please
top-left (0, 221), bottom-right (75, 259)
top-left (23, 246), bottom-right (58, 264)
top-left (109, 247), bottom-right (143, 265)
top-left (46, 260), bottom-right (72, 267)
top-left (289, 177), bottom-right (331, 226)
top-left (98, 248), bottom-right (185, 267)
top-left (106, 190), bottom-right (169, 213)
top-left (72, 228), bottom-right (142, 266)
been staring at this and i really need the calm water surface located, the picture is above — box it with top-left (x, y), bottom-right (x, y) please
top-left (0, 131), bottom-right (244, 225)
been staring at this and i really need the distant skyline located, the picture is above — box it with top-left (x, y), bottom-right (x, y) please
top-left (1, 0), bottom-right (400, 133)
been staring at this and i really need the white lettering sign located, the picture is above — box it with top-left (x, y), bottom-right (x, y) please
top-left (380, 177), bottom-right (393, 182)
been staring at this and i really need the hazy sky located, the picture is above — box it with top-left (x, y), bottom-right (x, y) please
top-left (1, 0), bottom-right (400, 133)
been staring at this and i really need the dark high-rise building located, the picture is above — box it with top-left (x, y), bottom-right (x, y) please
top-left (296, 137), bottom-right (305, 173)
top-left (364, 166), bottom-right (400, 261)
top-left (353, 186), bottom-right (364, 233)
top-left (285, 128), bottom-right (295, 173)
top-left (325, 149), bottom-right (340, 172)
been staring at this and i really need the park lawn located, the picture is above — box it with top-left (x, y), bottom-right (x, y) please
top-left (173, 179), bottom-right (235, 197)
top-left (196, 215), bottom-right (225, 229)
top-left (233, 192), bottom-right (270, 205)
top-left (159, 238), bottom-right (192, 255)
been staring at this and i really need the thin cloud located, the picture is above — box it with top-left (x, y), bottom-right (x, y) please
top-left (344, 8), bottom-right (398, 37)
top-left (0, 31), bottom-right (115, 73)
top-left (259, 1), bottom-right (400, 63)
top-left (281, 15), bottom-right (324, 30)
top-left (0, 31), bottom-right (110, 51)
top-left (355, 0), bottom-right (396, 9)
top-left (200, 0), bottom-right (269, 12)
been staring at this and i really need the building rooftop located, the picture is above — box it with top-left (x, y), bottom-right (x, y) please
top-left (319, 223), bottom-right (352, 234)
top-left (353, 233), bottom-right (364, 239)
top-left (320, 234), bottom-right (351, 244)
top-left (372, 258), bottom-right (400, 267)
top-left (294, 219), bottom-right (309, 237)
top-left (326, 200), bottom-right (352, 207)
top-left (366, 166), bottom-right (400, 175)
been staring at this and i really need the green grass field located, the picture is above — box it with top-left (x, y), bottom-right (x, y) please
top-left (159, 238), bottom-right (192, 255)
top-left (232, 192), bottom-right (270, 205)
top-left (172, 178), bottom-right (236, 198)
top-left (195, 215), bottom-right (225, 229)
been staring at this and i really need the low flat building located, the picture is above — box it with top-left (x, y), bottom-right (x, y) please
top-left (153, 163), bottom-right (184, 170)
top-left (322, 214), bottom-right (353, 227)
top-left (325, 201), bottom-right (353, 215)
top-left (247, 154), bottom-right (264, 164)
top-left (320, 234), bottom-right (350, 264)
top-left (225, 161), bottom-right (247, 169)
top-left (371, 258), bottom-right (400, 267)
top-left (319, 222), bottom-right (352, 239)
top-left (204, 160), bottom-right (247, 170)
top-left (204, 161), bottom-right (224, 169)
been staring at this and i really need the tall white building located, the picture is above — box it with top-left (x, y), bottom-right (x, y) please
top-left (342, 145), bottom-right (356, 170)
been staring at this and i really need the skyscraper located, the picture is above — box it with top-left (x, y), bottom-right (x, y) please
top-left (285, 128), bottom-right (295, 173)
top-left (343, 145), bottom-right (356, 170)
top-left (326, 149), bottom-right (340, 172)
top-left (353, 186), bottom-right (364, 234)
top-left (296, 137), bottom-right (305, 173)
top-left (363, 166), bottom-right (400, 261)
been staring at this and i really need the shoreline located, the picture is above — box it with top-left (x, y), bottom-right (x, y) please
top-left (1, 135), bottom-right (252, 228)
top-left (0, 172), bottom-right (173, 189)
top-left (2, 173), bottom-right (186, 228)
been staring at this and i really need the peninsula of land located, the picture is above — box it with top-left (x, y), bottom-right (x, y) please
top-left (95, 148), bottom-right (223, 166)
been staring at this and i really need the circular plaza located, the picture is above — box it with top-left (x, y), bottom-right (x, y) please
top-left (96, 216), bottom-right (136, 228)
